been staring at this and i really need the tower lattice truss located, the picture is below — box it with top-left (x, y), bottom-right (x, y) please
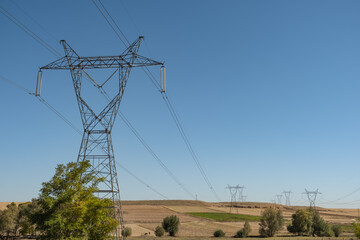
top-left (40, 37), bottom-right (163, 239)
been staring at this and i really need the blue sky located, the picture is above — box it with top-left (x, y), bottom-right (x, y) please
top-left (1, 0), bottom-right (360, 208)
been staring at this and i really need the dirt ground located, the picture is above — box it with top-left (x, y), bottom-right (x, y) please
top-left (119, 201), bottom-right (358, 237)
top-left (1, 200), bottom-right (357, 237)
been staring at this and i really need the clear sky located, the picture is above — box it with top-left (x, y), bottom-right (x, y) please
top-left (1, 0), bottom-right (360, 208)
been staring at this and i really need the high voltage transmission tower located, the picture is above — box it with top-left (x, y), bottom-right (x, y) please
top-left (283, 190), bottom-right (292, 206)
top-left (304, 189), bottom-right (321, 208)
top-left (276, 194), bottom-right (283, 205)
top-left (37, 37), bottom-right (163, 239)
top-left (227, 185), bottom-right (245, 213)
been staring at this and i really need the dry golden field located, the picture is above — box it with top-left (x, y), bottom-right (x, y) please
top-left (1, 200), bottom-right (358, 238)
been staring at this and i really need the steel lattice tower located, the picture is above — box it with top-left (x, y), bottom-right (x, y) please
top-left (283, 191), bottom-right (292, 206)
top-left (38, 37), bottom-right (163, 239)
top-left (227, 185), bottom-right (245, 213)
top-left (276, 194), bottom-right (283, 205)
top-left (304, 189), bottom-right (321, 208)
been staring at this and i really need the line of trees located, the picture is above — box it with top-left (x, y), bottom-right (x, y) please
top-left (260, 207), bottom-right (342, 237)
top-left (213, 207), bottom-right (350, 238)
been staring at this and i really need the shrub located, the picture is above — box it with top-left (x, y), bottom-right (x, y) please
top-left (243, 220), bottom-right (251, 236)
top-left (213, 229), bottom-right (225, 237)
top-left (287, 209), bottom-right (313, 235)
top-left (235, 220), bottom-right (251, 238)
top-left (123, 227), bottom-right (132, 237)
top-left (353, 220), bottom-right (360, 238)
top-left (234, 229), bottom-right (244, 238)
top-left (155, 226), bottom-right (165, 237)
top-left (332, 225), bottom-right (342, 237)
top-left (259, 208), bottom-right (284, 237)
top-left (162, 215), bottom-right (180, 236)
top-left (311, 209), bottom-right (333, 237)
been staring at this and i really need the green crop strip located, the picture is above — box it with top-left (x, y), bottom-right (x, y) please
top-left (187, 212), bottom-right (261, 222)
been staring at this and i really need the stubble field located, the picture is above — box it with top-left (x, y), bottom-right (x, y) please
top-left (1, 200), bottom-right (357, 238)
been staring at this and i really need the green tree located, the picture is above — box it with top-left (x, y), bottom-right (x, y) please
top-left (123, 227), bottom-right (132, 237)
top-left (331, 225), bottom-right (342, 237)
top-left (234, 229), bottom-right (245, 238)
top-left (155, 226), bottom-right (165, 237)
top-left (353, 219), bottom-right (360, 238)
top-left (243, 220), bottom-right (251, 237)
top-left (259, 208), bottom-right (284, 237)
top-left (213, 229), bottom-right (225, 237)
top-left (235, 220), bottom-right (252, 238)
top-left (0, 202), bottom-right (19, 237)
top-left (31, 160), bottom-right (118, 240)
top-left (162, 215), bottom-right (180, 236)
top-left (311, 209), bottom-right (333, 237)
top-left (287, 209), bottom-right (313, 235)
top-left (18, 201), bottom-right (39, 236)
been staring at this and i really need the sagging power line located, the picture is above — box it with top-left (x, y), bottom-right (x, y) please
top-left (1, 2), bottom-right (194, 203)
top-left (0, 74), bottom-right (169, 201)
top-left (90, 0), bottom-right (221, 202)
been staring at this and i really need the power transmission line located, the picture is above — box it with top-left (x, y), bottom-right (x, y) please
top-left (0, 5), bottom-right (61, 57)
top-left (90, 75), bottom-right (196, 200)
top-left (10, 0), bottom-right (59, 43)
top-left (0, 74), bottom-right (169, 201)
top-left (91, 0), bottom-right (128, 47)
top-left (91, 0), bottom-right (221, 202)
top-left (1, 4), bottom-right (188, 202)
top-left (319, 186), bottom-right (360, 204)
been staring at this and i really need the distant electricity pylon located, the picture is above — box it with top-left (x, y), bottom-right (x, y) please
top-left (304, 189), bottom-right (321, 208)
top-left (37, 37), bottom-right (163, 239)
top-left (276, 194), bottom-right (283, 205)
top-left (227, 185), bottom-right (245, 213)
top-left (283, 191), bottom-right (292, 206)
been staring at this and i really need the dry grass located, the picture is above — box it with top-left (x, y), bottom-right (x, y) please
top-left (1, 200), bottom-right (358, 237)
top-left (122, 205), bottom-right (198, 224)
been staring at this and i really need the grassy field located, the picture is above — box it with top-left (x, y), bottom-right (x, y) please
top-left (187, 212), bottom-right (261, 222)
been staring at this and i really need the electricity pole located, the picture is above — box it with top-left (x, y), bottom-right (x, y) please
top-left (38, 37), bottom-right (163, 239)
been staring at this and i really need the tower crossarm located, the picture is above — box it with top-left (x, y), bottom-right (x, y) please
top-left (40, 37), bottom-right (163, 70)
top-left (41, 54), bottom-right (163, 70)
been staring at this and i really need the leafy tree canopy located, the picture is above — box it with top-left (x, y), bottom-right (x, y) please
top-left (31, 160), bottom-right (118, 240)
top-left (259, 208), bottom-right (284, 237)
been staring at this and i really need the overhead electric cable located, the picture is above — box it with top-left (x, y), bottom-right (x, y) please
top-left (0, 74), bottom-right (169, 200)
top-left (0, 5), bottom-right (60, 57)
top-left (319, 186), bottom-right (360, 204)
top-left (91, 0), bottom-right (128, 48)
top-left (91, 1), bottom-right (221, 201)
top-left (97, 87), bottom-right (196, 200)
top-left (97, 0), bottom-right (130, 45)
top-left (116, 163), bottom-right (169, 200)
top-left (1, 5), bottom-right (174, 201)
top-left (118, 111), bottom-right (196, 199)
top-left (10, 0), bottom-right (59, 43)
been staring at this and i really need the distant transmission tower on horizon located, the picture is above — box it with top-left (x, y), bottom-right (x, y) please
top-left (283, 190), bottom-right (292, 206)
top-left (276, 194), bottom-right (283, 205)
top-left (227, 185), bottom-right (245, 213)
top-left (304, 189), bottom-right (321, 208)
